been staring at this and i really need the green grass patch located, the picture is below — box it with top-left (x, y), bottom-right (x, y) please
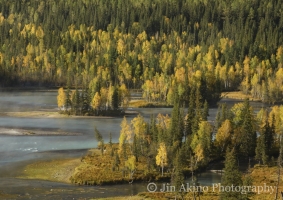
top-left (221, 91), bottom-right (261, 101)
top-left (19, 158), bottom-right (81, 183)
top-left (129, 100), bottom-right (172, 108)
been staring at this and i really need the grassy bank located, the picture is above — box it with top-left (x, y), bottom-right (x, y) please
top-left (221, 91), bottom-right (261, 101)
top-left (18, 146), bottom-right (168, 186)
top-left (129, 100), bottom-right (172, 108)
top-left (70, 146), bottom-right (168, 185)
top-left (92, 197), bottom-right (150, 200)
top-left (94, 165), bottom-right (283, 199)
top-left (19, 158), bottom-right (81, 183)
top-left (0, 111), bottom-right (118, 119)
top-left (0, 191), bottom-right (18, 199)
top-left (136, 165), bottom-right (283, 200)
top-left (0, 127), bottom-right (82, 136)
top-left (18, 148), bottom-right (283, 199)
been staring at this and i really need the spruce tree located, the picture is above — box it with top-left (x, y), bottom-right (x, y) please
top-left (202, 100), bottom-right (209, 121)
top-left (255, 126), bottom-right (268, 165)
top-left (149, 114), bottom-right (158, 143)
top-left (171, 150), bottom-right (185, 198)
top-left (169, 92), bottom-right (183, 147)
top-left (112, 85), bottom-right (119, 110)
top-left (215, 107), bottom-right (222, 131)
top-left (114, 151), bottom-right (120, 171)
top-left (94, 127), bottom-right (104, 155)
top-left (65, 69), bottom-right (72, 114)
top-left (239, 99), bottom-right (257, 157)
top-left (81, 87), bottom-right (90, 115)
top-left (185, 87), bottom-right (195, 140)
top-left (73, 85), bottom-right (80, 115)
top-left (221, 148), bottom-right (243, 200)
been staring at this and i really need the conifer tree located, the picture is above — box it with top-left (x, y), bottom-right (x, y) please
top-left (202, 100), bottom-right (209, 121)
top-left (114, 151), bottom-right (120, 171)
top-left (221, 148), bottom-right (243, 200)
top-left (149, 114), bottom-right (158, 143)
top-left (112, 85), bottom-right (119, 110)
top-left (255, 110), bottom-right (275, 164)
top-left (238, 99), bottom-right (257, 157)
top-left (94, 127), bottom-right (104, 155)
top-left (169, 92), bottom-right (183, 148)
top-left (81, 87), bottom-right (90, 115)
top-left (171, 150), bottom-right (185, 198)
top-left (65, 69), bottom-right (72, 113)
top-left (185, 87), bottom-right (195, 140)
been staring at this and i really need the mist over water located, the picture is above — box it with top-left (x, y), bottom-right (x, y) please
top-left (0, 90), bottom-right (266, 198)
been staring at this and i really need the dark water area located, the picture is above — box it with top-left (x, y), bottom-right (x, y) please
top-left (0, 177), bottom-right (149, 199)
top-left (0, 90), bottom-right (266, 198)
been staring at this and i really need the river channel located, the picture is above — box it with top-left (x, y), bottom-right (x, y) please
top-left (0, 90), bottom-right (267, 199)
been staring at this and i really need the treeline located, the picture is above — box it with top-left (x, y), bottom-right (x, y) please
top-left (96, 96), bottom-right (283, 194)
top-left (1, 0), bottom-right (283, 103)
top-left (57, 82), bottom-right (130, 116)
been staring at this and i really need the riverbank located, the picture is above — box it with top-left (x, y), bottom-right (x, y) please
top-left (70, 146), bottom-right (169, 186)
top-left (0, 110), bottom-right (139, 119)
top-left (19, 158), bottom-right (81, 183)
top-left (96, 165), bottom-right (283, 200)
top-left (17, 146), bottom-right (283, 199)
top-left (129, 100), bottom-right (172, 108)
top-left (0, 127), bottom-right (82, 136)
top-left (18, 146), bottom-right (168, 185)
top-left (221, 91), bottom-right (261, 101)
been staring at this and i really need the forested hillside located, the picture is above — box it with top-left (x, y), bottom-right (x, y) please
top-left (1, 0), bottom-right (283, 103)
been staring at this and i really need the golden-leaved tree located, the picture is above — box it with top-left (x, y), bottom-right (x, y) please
top-left (57, 87), bottom-right (66, 110)
top-left (156, 142), bottom-right (168, 176)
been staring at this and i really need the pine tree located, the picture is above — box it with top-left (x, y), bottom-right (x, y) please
top-left (169, 92), bottom-right (183, 147)
top-left (149, 114), bottom-right (158, 143)
top-left (94, 127), bottom-right (104, 155)
top-left (220, 148), bottom-right (243, 200)
top-left (220, 103), bottom-right (228, 124)
top-left (112, 85), bottom-right (119, 110)
top-left (109, 132), bottom-right (114, 157)
top-left (255, 111), bottom-right (274, 164)
top-left (114, 151), bottom-right (120, 171)
top-left (215, 107), bottom-right (222, 131)
top-left (171, 150), bottom-right (185, 198)
top-left (65, 69), bottom-right (72, 114)
top-left (81, 87), bottom-right (90, 115)
top-left (202, 100), bottom-right (209, 120)
top-left (238, 99), bottom-right (257, 157)
top-left (72, 85), bottom-right (80, 115)
top-left (185, 87), bottom-right (195, 140)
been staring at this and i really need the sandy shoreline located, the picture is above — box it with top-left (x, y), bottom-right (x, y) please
top-left (0, 127), bottom-right (82, 136)
top-left (0, 110), bottom-right (139, 119)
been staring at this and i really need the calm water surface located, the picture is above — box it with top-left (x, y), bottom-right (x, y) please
top-left (0, 90), bottom-right (265, 198)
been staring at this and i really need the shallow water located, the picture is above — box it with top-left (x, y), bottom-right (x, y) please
top-left (0, 90), bottom-right (265, 198)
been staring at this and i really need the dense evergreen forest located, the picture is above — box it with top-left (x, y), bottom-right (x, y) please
top-left (82, 97), bottom-right (283, 199)
top-left (1, 1), bottom-right (283, 197)
top-left (1, 0), bottom-right (283, 106)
